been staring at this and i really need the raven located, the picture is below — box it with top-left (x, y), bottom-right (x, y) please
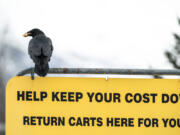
top-left (23, 29), bottom-right (53, 78)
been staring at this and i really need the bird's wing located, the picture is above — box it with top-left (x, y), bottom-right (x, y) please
top-left (28, 38), bottom-right (42, 57)
top-left (28, 36), bottom-right (53, 63)
top-left (42, 37), bottom-right (53, 57)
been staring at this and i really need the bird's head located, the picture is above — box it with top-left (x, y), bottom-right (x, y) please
top-left (23, 28), bottom-right (45, 38)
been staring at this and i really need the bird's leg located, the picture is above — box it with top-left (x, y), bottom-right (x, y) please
top-left (31, 68), bottom-right (35, 80)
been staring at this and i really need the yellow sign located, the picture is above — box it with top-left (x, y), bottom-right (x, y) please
top-left (6, 76), bottom-right (180, 135)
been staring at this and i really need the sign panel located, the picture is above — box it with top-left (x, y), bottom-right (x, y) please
top-left (6, 76), bottom-right (180, 135)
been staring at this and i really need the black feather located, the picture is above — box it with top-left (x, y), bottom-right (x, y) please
top-left (25, 28), bottom-right (53, 77)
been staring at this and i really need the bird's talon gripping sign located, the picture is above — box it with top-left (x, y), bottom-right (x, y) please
top-left (6, 77), bottom-right (180, 135)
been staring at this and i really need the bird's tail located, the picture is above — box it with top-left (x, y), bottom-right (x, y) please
top-left (34, 52), bottom-right (49, 77)
top-left (35, 63), bottom-right (49, 77)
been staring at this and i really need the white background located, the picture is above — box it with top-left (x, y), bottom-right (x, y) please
top-left (1, 0), bottom-right (180, 69)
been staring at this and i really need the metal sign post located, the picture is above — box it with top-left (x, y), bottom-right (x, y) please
top-left (17, 68), bottom-right (180, 76)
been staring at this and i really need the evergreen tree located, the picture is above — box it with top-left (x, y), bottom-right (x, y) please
top-left (165, 18), bottom-right (180, 69)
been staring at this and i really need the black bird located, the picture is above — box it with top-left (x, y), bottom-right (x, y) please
top-left (23, 28), bottom-right (53, 78)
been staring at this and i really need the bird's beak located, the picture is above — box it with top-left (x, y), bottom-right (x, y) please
top-left (23, 32), bottom-right (29, 37)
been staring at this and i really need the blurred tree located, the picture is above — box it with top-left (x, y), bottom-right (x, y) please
top-left (0, 27), bottom-right (8, 123)
top-left (0, 27), bottom-right (26, 127)
top-left (165, 18), bottom-right (180, 69)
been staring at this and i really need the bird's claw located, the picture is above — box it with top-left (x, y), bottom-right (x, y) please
top-left (31, 68), bottom-right (35, 80)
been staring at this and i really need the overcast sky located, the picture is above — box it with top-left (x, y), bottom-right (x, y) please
top-left (1, 0), bottom-right (180, 69)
